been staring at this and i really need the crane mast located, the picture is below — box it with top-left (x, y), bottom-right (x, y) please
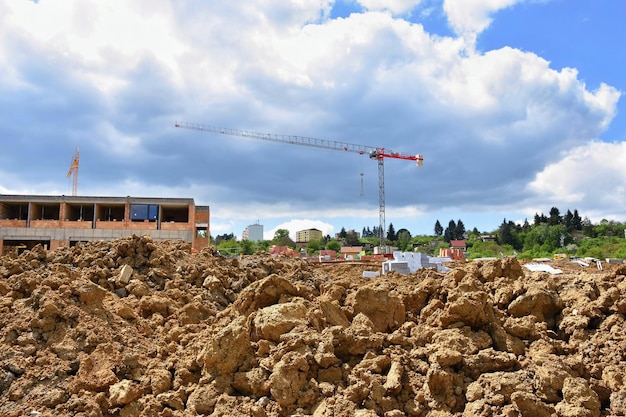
top-left (175, 122), bottom-right (423, 253)
top-left (66, 146), bottom-right (79, 196)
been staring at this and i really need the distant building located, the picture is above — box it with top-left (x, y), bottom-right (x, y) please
top-left (441, 240), bottom-right (466, 261)
top-left (319, 249), bottom-right (337, 261)
top-left (439, 247), bottom-right (466, 261)
top-left (242, 222), bottom-right (263, 242)
top-left (0, 194), bottom-right (210, 255)
top-left (296, 228), bottom-right (323, 243)
top-left (361, 242), bottom-right (374, 252)
top-left (269, 245), bottom-right (297, 257)
top-left (340, 246), bottom-right (363, 260)
top-left (450, 240), bottom-right (467, 252)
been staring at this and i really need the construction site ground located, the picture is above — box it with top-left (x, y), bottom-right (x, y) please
top-left (1, 235), bottom-right (625, 416)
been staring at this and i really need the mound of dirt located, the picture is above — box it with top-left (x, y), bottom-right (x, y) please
top-left (1, 235), bottom-right (625, 416)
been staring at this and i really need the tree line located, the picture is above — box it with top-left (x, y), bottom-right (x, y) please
top-left (213, 206), bottom-right (626, 259)
top-left (474, 207), bottom-right (626, 259)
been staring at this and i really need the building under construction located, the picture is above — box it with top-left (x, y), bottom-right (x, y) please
top-left (0, 194), bottom-right (210, 255)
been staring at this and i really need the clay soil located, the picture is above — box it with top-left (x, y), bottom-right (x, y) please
top-left (1, 235), bottom-right (625, 416)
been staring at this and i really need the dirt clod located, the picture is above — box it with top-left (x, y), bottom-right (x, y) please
top-left (1, 235), bottom-right (625, 416)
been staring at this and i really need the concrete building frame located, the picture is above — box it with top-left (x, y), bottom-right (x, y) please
top-left (0, 194), bottom-right (210, 255)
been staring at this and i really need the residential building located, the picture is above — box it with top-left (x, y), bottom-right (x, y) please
top-left (340, 246), bottom-right (363, 260)
top-left (318, 249), bottom-right (337, 261)
top-left (0, 194), bottom-right (210, 255)
top-left (242, 223), bottom-right (263, 242)
top-left (296, 228), bottom-right (323, 243)
top-left (440, 240), bottom-right (467, 261)
top-left (450, 240), bottom-right (467, 252)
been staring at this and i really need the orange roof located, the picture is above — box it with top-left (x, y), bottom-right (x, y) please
top-left (340, 246), bottom-right (363, 253)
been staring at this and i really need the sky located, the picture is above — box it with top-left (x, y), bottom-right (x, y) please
top-left (1, 0), bottom-right (626, 241)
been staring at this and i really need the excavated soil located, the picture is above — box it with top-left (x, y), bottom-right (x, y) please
top-left (1, 235), bottom-right (625, 416)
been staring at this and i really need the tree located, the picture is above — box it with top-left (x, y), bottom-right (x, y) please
top-left (564, 210), bottom-right (574, 231)
top-left (499, 218), bottom-right (511, 244)
top-left (345, 232), bottom-right (361, 246)
top-left (454, 219), bottom-right (466, 240)
top-left (498, 219), bottom-right (524, 250)
top-left (572, 209), bottom-right (582, 231)
top-left (217, 238), bottom-right (239, 256)
top-left (581, 216), bottom-right (593, 236)
top-left (434, 220), bottom-right (443, 236)
top-left (240, 239), bottom-right (254, 255)
top-left (275, 235), bottom-right (295, 247)
top-left (534, 213), bottom-right (548, 226)
top-left (215, 233), bottom-right (235, 245)
top-left (443, 220), bottom-right (456, 243)
top-left (257, 240), bottom-right (271, 252)
top-left (306, 239), bottom-right (322, 253)
top-left (397, 229), bottom-right (411, 251)
top-left (548, 207), bottom-right (561, 226)
top-left (273, 229), bottom-right (294, 247)
top-left (522, 223), bottom-right (567, 254)
top-left (339, 227), bottom-right (347, 239)
top-left (387, 223), bottom-right (396, 241)
top-left (273, 229), bottom-right (290, 240)
top-left (326, 240), bottom-right (341, 252)
top-left (593, 219), bottom-right (625, 237)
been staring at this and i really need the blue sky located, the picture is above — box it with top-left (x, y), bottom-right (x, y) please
top-left (1, 0), bottom-right (625, 241)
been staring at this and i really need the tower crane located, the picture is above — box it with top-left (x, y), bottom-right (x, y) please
top-left (175, 122), bottom-right (423, 253)
top-left (66, 146), bottom-right (79, 196)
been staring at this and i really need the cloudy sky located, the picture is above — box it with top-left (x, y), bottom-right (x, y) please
top-left (1, 0), bottom-right (625, 240)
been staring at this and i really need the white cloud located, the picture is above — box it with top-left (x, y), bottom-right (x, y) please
top-left (94, 122), bottom-right (143, 157)
top-left (2, 0), bottom-right (186, 95)
top-left (357, 0), bottom-right (423, 15)
top-left (443, 0), bottom-right (524, 41)
top-left (265, 219), bottom-right (335, 241)
top-left (1, 1), bottom-right (623, 238)
top-left (528, 141), bottom-right (626, 215)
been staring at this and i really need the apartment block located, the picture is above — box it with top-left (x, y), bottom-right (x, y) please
top-left (242, 223), bottom-right (264, 242)
top-left (0, 194), bottom-right (210, 255)
top-left (296, 228), bottom-right (323, 243)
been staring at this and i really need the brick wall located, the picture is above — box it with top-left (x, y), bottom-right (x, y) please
top-left (61, 220), bottom-right (93, 229)
top-left (193, 236), bottom-right (210, 250)
top-left (160, 222), bottom-right (192, 231)
top-left (0, 219), bottom-right (27, 228)
top-left (30, 220), bottom-right (62, 228)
